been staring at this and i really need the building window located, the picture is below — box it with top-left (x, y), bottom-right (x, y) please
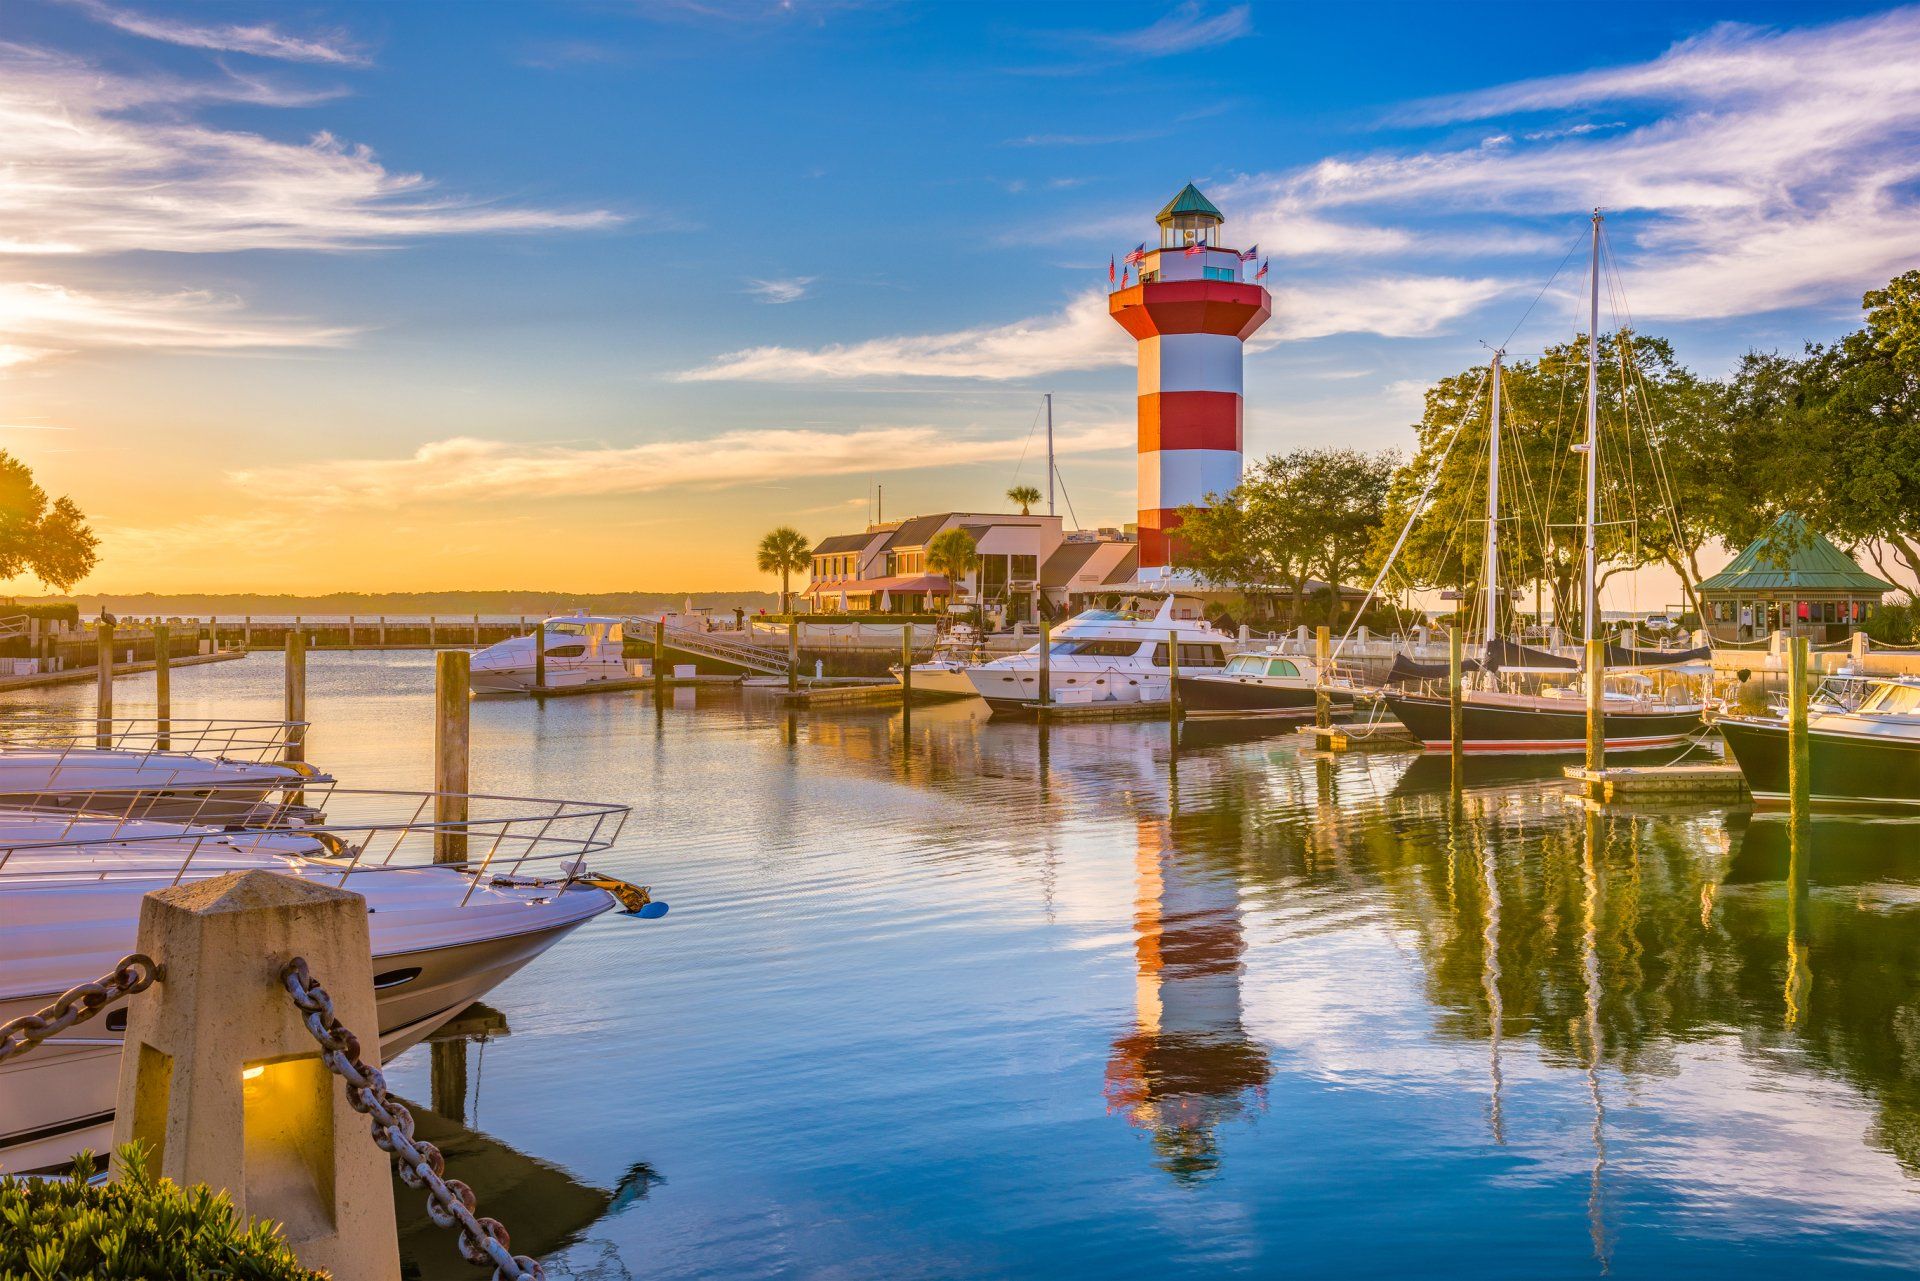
top-left (1140, 270), bottom-right (1158, 284)
top-left (1010, 554), bottom-right (1037, 582)
top-left (1203, 265), bottom-right (1236, 282)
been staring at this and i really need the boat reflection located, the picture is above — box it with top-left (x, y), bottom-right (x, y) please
top-left (1104, 816), bottom-right (1270, 1184)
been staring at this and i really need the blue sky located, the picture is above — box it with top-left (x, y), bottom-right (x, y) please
top-left (3, 0), bottom-right (1915, 591)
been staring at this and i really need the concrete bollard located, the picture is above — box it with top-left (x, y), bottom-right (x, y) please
top-left (1851, 629), bottom-right (1869, 663)
top-left (112, 869), bottom-right (402, 1281)
top-left (96, 621), bottom-right (115, 748)
top-left (434, 651), bottom-right (470, 863)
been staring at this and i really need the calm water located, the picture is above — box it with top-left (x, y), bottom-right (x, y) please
top-left (20, 652), bottom-right (1920, 1278)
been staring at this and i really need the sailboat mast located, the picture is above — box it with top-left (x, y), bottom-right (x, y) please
top-left (1483, 351), bottom-right (1503, 650)
top-left (1045, 392), bottom-right (1055, 517)
top-left (1583, 211), bottom-right (1602, 646)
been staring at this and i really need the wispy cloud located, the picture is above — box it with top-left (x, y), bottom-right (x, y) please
top-left (745, 276), bottom-right (816, 304)
top-left (58, 0), bottom-right (369, 65)
top-left (231, 423), bottom-right (1129, 507)
top-left (1094, 2), bottom-right (1251, 57)
top-left (0, 281), bottom-right (350, 363)
top-left (1005, 129), bottom-right (1168, 148)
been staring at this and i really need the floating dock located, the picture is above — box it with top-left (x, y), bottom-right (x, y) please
top-left (771, 681), bottom-right (902, 708)
top-left (1298, 722), bottom-right (1420, 751)
top-left (0, 648), bottom-right (246, 693)
top-left (1563, 763), bottom-right (1749, 802)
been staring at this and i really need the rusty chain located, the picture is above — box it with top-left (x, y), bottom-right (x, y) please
top-left (0, 954), bottom-right (156, 1064)
top-left (281, 957), bottom-right (542, 1281)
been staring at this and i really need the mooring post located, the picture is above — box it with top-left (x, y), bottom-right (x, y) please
top-left (112, 869), bottom-right (403, 1281)
top-left (471, 613), bottom-right (480, 646)
top-left (434, 650), bottom-right (470, 863)
top-left (153, 623), bottom-right (171, 752)
top-left (1315, 624), bottom-right (1333, 730)
top-left (284, 632), bottom-right (306, 767)
top-left (1585, 636), bottom-right (1606, 778)
top-left (1788, 635), bottom-right (1811, 814)
top-left (654, 618), bottom-right (667, 693)
top-left (900, 622), bottom-right (913, 706)
top-left (95, 621), bottom-right (115, 748)
top-left (1038, 618), bottom-right (1052, 720)
top-left (787, 618), bottom-right (800, 695)
top-left (346, 615), bottom-right (355, 649)
top-left (1447, 625), bottom-right (1464, 774)
top-left (1167, 628), bottom-right (1181, 729)
top-left (534, 621), bottom-right (547, 692)
top-left (243, 614), bottom-right (252, 649)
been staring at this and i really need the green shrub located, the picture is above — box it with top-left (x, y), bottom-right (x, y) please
top-left (0, 1144), bottom-right (324, 1280)
top-left (1866, 597), bottom-right (1917, 645)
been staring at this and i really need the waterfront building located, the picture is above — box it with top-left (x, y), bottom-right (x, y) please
top-left (1697, 514), bottom-right (1895, 642)
top-left (1109, 184), bottom-right (1272, 581)
top-left (803, 513), bottom-right (1136, 622)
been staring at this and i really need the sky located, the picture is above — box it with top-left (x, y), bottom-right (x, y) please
top-left (4, 0), bottom-right (1919, 596)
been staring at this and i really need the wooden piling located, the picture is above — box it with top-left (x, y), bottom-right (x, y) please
top-left (654, 619), bottom-right (667, 693)
top-left (434, 650), bottom-right (470, 864)
top-left (1038, 619), bottom-right (1052, 719)
top-left (95, 621), bottom-right (115, 748)
top-left (284, 632), bottom-right (306, 766)
top-left (1315, 624), bottom-right (1332, 730)
top-left (787, 619), bottom-right (800, 695)
top-left (243, 615), bottom-right (252, 649)
top-left (472, 613), bottom-right (480, 646)
top-left (534, 620), bottom-right (546, 691)
top-left (153, 624), bottom-right (171, 752)
top-left (1447, 625), bottom-right (1464, 772)
top-left (900, 624), bottom-right (913, 705)
top-left (1788, 635), bottom-right (1811, 813)
top-left (1167, 628), bottom-right (1180, 728)
top-left (1585, 636), bottom-right (1606, 775)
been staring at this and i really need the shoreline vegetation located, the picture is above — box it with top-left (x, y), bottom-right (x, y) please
top-left (10, 590), bottom-right (780, 617)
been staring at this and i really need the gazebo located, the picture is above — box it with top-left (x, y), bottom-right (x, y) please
top-left (1696, 514), bottom-right (1896, 643)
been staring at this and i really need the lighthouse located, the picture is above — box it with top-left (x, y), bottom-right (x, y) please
top-left (1109, 184), bottom-right (1271, 579)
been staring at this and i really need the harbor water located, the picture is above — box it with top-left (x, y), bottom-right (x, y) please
top-left (17, 652), bottom-right (1920, 1278)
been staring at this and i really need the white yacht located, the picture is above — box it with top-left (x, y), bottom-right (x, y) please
top-left (0, 718), bottom-right (326, 822)
top-left (964, 597), bottom-right (1229, 715)
top-left (471, 615), bottom-right (636, 693)
top-left (0, 799), bottom-right (654, 1173)
top-left (892, 624), bottom-right (987, 701)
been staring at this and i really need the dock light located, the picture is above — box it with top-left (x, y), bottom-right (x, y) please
top-left (242, 1065), bottom-right (265, 1080)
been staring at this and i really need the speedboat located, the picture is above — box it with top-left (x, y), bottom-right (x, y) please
top-left (1174, 649), bottom-right (1354, 719)
top-left (471, 615), bottom-right (635, 693)
top-left (1721, 675), bottom-right (1920, 809)
top-left (0, 799), bottom-right (654, 1173)
top-left (963, 597), bottom-right (1229, 715)
top-left (0, 718), bottom-right (328, 822)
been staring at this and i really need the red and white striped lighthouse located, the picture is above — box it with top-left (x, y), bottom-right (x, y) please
top-left (1109, 184), bottom-right (1271, 578)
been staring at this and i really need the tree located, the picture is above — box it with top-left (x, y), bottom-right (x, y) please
top-left (0, 453), bottom-right (97, 589)
top-left (1172, 448), bottom-right (1392, 625)
top-left (756, 526), bottom-right (810, 615)
top-left (1006, 484), bottom-right (1042, 516)
top-left (926, 527), bottom-right (977, 613)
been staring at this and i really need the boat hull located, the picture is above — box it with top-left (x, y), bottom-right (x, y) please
top-left (1719, 717), bottom-right (1920, 810)
top-left (470, 662), bottom-right (631, 694)
top-left (1383, 691), bottom-right (1703, 755)
top-left (1175, 675), bottom-right (1353, 718)
top-left (891, 665), bottom-right (979, 701)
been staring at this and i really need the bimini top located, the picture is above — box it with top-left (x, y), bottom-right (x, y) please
top-left (1696, 513), bottom-right (1896, 595)
top-left (1155, 183), bottom-right (1223, 226)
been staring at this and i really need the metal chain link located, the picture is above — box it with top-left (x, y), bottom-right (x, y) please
top-left (281, 957), bottom-right (543, 1281)
top-left (0, 954), bottom-right (156, 1064)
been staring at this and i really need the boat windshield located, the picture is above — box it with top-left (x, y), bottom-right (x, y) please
top-left (1224, 655), bottom-right (1263, 674)
top-left (546, 621), bottom-right (589, 636)
top-left (1044, 638), bottom-right (1145, 657)
top-left (1859, 682), bottom-right (1920, 716)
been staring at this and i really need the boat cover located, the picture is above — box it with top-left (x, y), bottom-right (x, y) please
top-left (1385, 652), bottom-right (1482, 684)
top-left (1482, 639), bottom-right (1578, 672)
top-left (1605, 643), bottom-right (1713, 668)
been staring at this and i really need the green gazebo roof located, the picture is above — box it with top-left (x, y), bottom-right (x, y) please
top-left (1155, 183), bottom-right (1223, 225)
top-left (1696, 514), bottom-right (1896, 595)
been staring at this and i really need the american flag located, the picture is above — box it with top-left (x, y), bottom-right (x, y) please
top-left (1254, 258), bottom-right (1269, 281)
top-left (1122, 243), bottom-right (1147, 265)
top-left (1108, 256), bottom-right (1115, 285)
top-left (1183, 239), bottom-right (1206, 256)
top-left (1239, 243), bottom-right (1259, 261)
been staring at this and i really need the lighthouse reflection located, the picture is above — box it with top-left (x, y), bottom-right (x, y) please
top-left (1104, 815), bottom-right (1270, 1183)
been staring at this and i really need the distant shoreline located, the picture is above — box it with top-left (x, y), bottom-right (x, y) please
top-left (8, 590), bottom-right (781, 616)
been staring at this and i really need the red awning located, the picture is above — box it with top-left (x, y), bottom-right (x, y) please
top-left (804, 574), bottom-right (950, 595)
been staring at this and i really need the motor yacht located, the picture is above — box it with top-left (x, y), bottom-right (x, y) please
top-left (0, 797), bottom-right (653, 1173)
top-left (1720, 675), bottom-right (1920, 809)
top-left (964, 597), bottom-right (1229, 715)
top-left (892, 624), bottom-right (987, 701)
top-left (1174, 649), bottom-right (1355, 719)
top-left (471, 615), bottom-right (636, 694)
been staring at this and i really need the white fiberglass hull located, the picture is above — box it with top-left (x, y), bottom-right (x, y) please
top-left (966, 661), bottom-right (1166, 712)
top-left (470, 661), bottom-right (632, 694)
top-left (0, 749), bottom-right (323, 822)
top-left (0, 831), bottom-right (616, 1173)
top-left (892, 663), bottom-right (980, 700)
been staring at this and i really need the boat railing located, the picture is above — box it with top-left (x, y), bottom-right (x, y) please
top-left (0, 788), bottom-right (632, 903)
top-left (0, 717), bottom-right (306, 765)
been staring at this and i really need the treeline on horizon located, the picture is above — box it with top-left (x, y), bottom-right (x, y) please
top-left (7, 590), bottom-right (780, 616)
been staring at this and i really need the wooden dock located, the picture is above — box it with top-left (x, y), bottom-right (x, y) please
top-left (771, 681), bottom-right (902, 708)
top-left (1563, 762), bottom-right (1748, 802)
top-left (0, 648), bottom-right (246, 693)
top-left (1298, 722), bottom-right (1420, 751)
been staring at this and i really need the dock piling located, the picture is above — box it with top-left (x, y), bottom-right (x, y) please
top-left (153, 624), bottom-right (171, 751)
top-left (95, 621), bottom-right (115, 748)
top-left (284, 632), bottom-right (306, 767)
top-left (534, 621), bottom-right (546, 692)
top-left (654, 619), bottom-right (667, 694)
top-left (1585, 636), bottom-right (1605, 775)
top-left (434, 650), bottom-right (470, 863)
top-left (1447, 625), bottom-right (1464, 774)
top-left (787, 620), bottom-right (800, 695)
top-left (1038, 619), bottom-right (1052, 719)
top-left (1788, 635), bottom-right (1811, 813)
top-left (900, 624), bottom-right (913, 708)
top-left (1315, 624), bottom-right (1332, 730)
top-left (1167, 628), bottom-right (1180, 729)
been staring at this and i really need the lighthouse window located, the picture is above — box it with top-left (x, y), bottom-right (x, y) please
top-left (1140, 270), bottom-right (1158, 284)
top-left (1202, 266), bottom-right (1237, 282)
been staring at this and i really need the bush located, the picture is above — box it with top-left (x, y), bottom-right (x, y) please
top-left (0, 1144), bottom-right (323, 1280)
top-left (1867, 597), bottom-right (1917, 645)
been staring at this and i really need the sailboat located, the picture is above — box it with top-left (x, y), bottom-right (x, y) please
top-left (1382, 213), bottom-right (1708, 755)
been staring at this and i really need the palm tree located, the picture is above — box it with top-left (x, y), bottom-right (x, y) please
top-left (925, 527), bottom-right (978, 614)
top-left (757, 526), bottom-right (811, 615)
top-left (1006, 484), bottom-right (1042, 516)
